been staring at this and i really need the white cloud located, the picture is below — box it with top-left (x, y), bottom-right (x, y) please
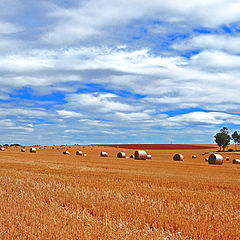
top-left (190, 51), bottom-right (240, 69)
top-left (166, 112), bottom-right (231, 126)
top-left (1, 1), bottom-right (240, 144)
top-left (78, 119), bottom-right (111, 127)
top-left (0, 21), bottom-right (23, 34)
top-left (56, 110), bottom-right (83, 118)
top-left (146, 111), bottom-right (240, 128)
top-left (65, 92), bottom-right (136, 112)
top-left (43, 0), bottom-right (240, 44)
top-left (0, 108), bottom-right (48, 118)
top-left (0, 55), bottom-right (52, 71)
top-left (115, 112), bottom-right (150, 121)
top-left (172, 34), bottom-right (240, 54)
top-left (1, 45), bottom-right (240, 115)
top-left (0, 119), bottom-right (14, 127)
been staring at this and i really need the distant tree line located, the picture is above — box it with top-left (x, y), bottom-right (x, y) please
top-left (0, 144), bottom-right (22, 147)
top-left (215, 127), bottom-right (240, 151)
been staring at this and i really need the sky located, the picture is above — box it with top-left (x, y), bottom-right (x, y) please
top-left (1, 0), bottom-right (240, 145)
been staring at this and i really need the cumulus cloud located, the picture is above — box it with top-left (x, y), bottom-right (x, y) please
top-left (44, 0), bottom-right (240, 44)
top-left (56, 110), bottom-right (83, 118)
top-left (0, 1), bottom-right (240, 144)
top-left (115, 112), bottom-right (151, 121)
top-left (65, 92), bottom-right (136, 113)
top-left (164, 112), bottom-right (234, 126)
top-left (172, 34), bottom-right (240, 54)
top-left (190, 51), bottom-right (240, 69)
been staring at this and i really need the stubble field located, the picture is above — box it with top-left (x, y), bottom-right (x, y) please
top-left (0, 144), bottom-right (240, 239)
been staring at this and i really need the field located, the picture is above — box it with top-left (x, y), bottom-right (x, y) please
top-left (0, 144), bottom-right (240, 239)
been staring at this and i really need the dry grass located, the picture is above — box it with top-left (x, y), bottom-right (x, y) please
top-left (0, 145), bottom-right (239, 239)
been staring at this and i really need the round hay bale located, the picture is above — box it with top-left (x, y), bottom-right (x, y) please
top-left (117, 152), bottom-right (126, 158)
top-left (84, 154), bottom-right (87, 157)
top-left (173, 154), bottom-right (184, 161)
top-left (30, 148), bottom-right (36, 153)
top-left (208, 154), bottom-right (223, 165)
top-left (76, 151), bottom-right (83, 156)
top-left (100, 152), bottom-right (108, 157)
top-left (192, 155), bottom-right (196, 158)
top-left (233, 159), bottom-right (240, 164)
top-left (130, 155), bottom-right (134, 159)
top-left (134, 150), bottom-right (147, 160)
top-left (21, 148), bottom-right (26, 152)
top-left (0, 147), bottom-right (5, 151)
top-left (226, 157), bottom-right (230, 161)
top-left (63, 151), bottom-right (70, 155)
top-left (146, 154), bottom-right (152, 159)
top-left (205, 158), bottom-right (208, 162)
top-left (202, 153), bottom-right (205, 156)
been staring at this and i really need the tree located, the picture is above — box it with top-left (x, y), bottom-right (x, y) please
top-left (232, 131), bottom-right (239, 151)
top-left (214, 127), bottom-right (230, 151)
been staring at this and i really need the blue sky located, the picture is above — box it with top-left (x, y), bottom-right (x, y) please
top-left (1, 0), bottom-right (240, 145)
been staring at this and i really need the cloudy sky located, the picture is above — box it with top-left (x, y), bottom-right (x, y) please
top-left (1, 0), bottom-right (240, 145)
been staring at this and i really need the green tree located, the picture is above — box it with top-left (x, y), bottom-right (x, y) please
top-left (214, 127), bottom-right (230, 151)
top-left (232, 131), bottom-right (239, 151)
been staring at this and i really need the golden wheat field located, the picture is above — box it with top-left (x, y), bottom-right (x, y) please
top-left (0, 144), bottom-right (240, 239)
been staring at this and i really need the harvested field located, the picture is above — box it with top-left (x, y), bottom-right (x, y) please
top-left (0, 144), bottom-right (240, 239)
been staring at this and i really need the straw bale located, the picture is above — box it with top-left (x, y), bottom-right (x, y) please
top-left (30, 148), bottom-right (36, 153)
top-left (76, 151), bottom-right (83, 156)
top-left (117, 152), bottom-right (126, 158)
top-left (63, 151), bottom-right (70, 155)
top-left (173, 153), bottom-right (184, 161)
top-left (101, 152), bottom-right (108, 157)
top-left (135, 150), bottom-right (147, 160)
top-left (233, 159), bottom-right (240, 164)
top-left (208, 154), bottom-right (223, 165)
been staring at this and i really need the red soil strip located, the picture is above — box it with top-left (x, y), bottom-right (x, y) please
top-left (96, 144), bottom-right (216, 150)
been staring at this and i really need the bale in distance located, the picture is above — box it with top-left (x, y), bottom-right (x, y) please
top-left (202, 153), bottom-right (205, 156)
top-left (233, 159), bottom-right (240, 164)
top-left (63, 151), bottom-right (70, 155)
top-left (130, 155), bottom-right (134, 159)
top-left (101, 152), bottom-right (108, 157)
top-left (134, 150), bottom-right (147, 160)
top-left (117, 152), bottom-right (126, 158)
top-left (84, 154), bottom-right (87, 157)
top-left (146, 155), bottom-right (152, 159)
top-left (30, 148), bottom-right (36, 153)
top-left (205, 158), bottom-right (209, 162)
top-left (208, 154), bottom-right (223, 165)
top-left (226, 157), bottom-right (230, 161)
top-left (192, 155), bottom-right (196, 158)
top-left (76, 151), bottom-right (83, 156)
top-left (0, 147), bottom-right (5, 151)
top-left (21, 148), bottom-right (26, 152)
top-left (173, 153), bottom-right (184, 161)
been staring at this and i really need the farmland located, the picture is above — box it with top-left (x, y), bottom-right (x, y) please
top-left (0, 144), bottom-right (240, 239)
